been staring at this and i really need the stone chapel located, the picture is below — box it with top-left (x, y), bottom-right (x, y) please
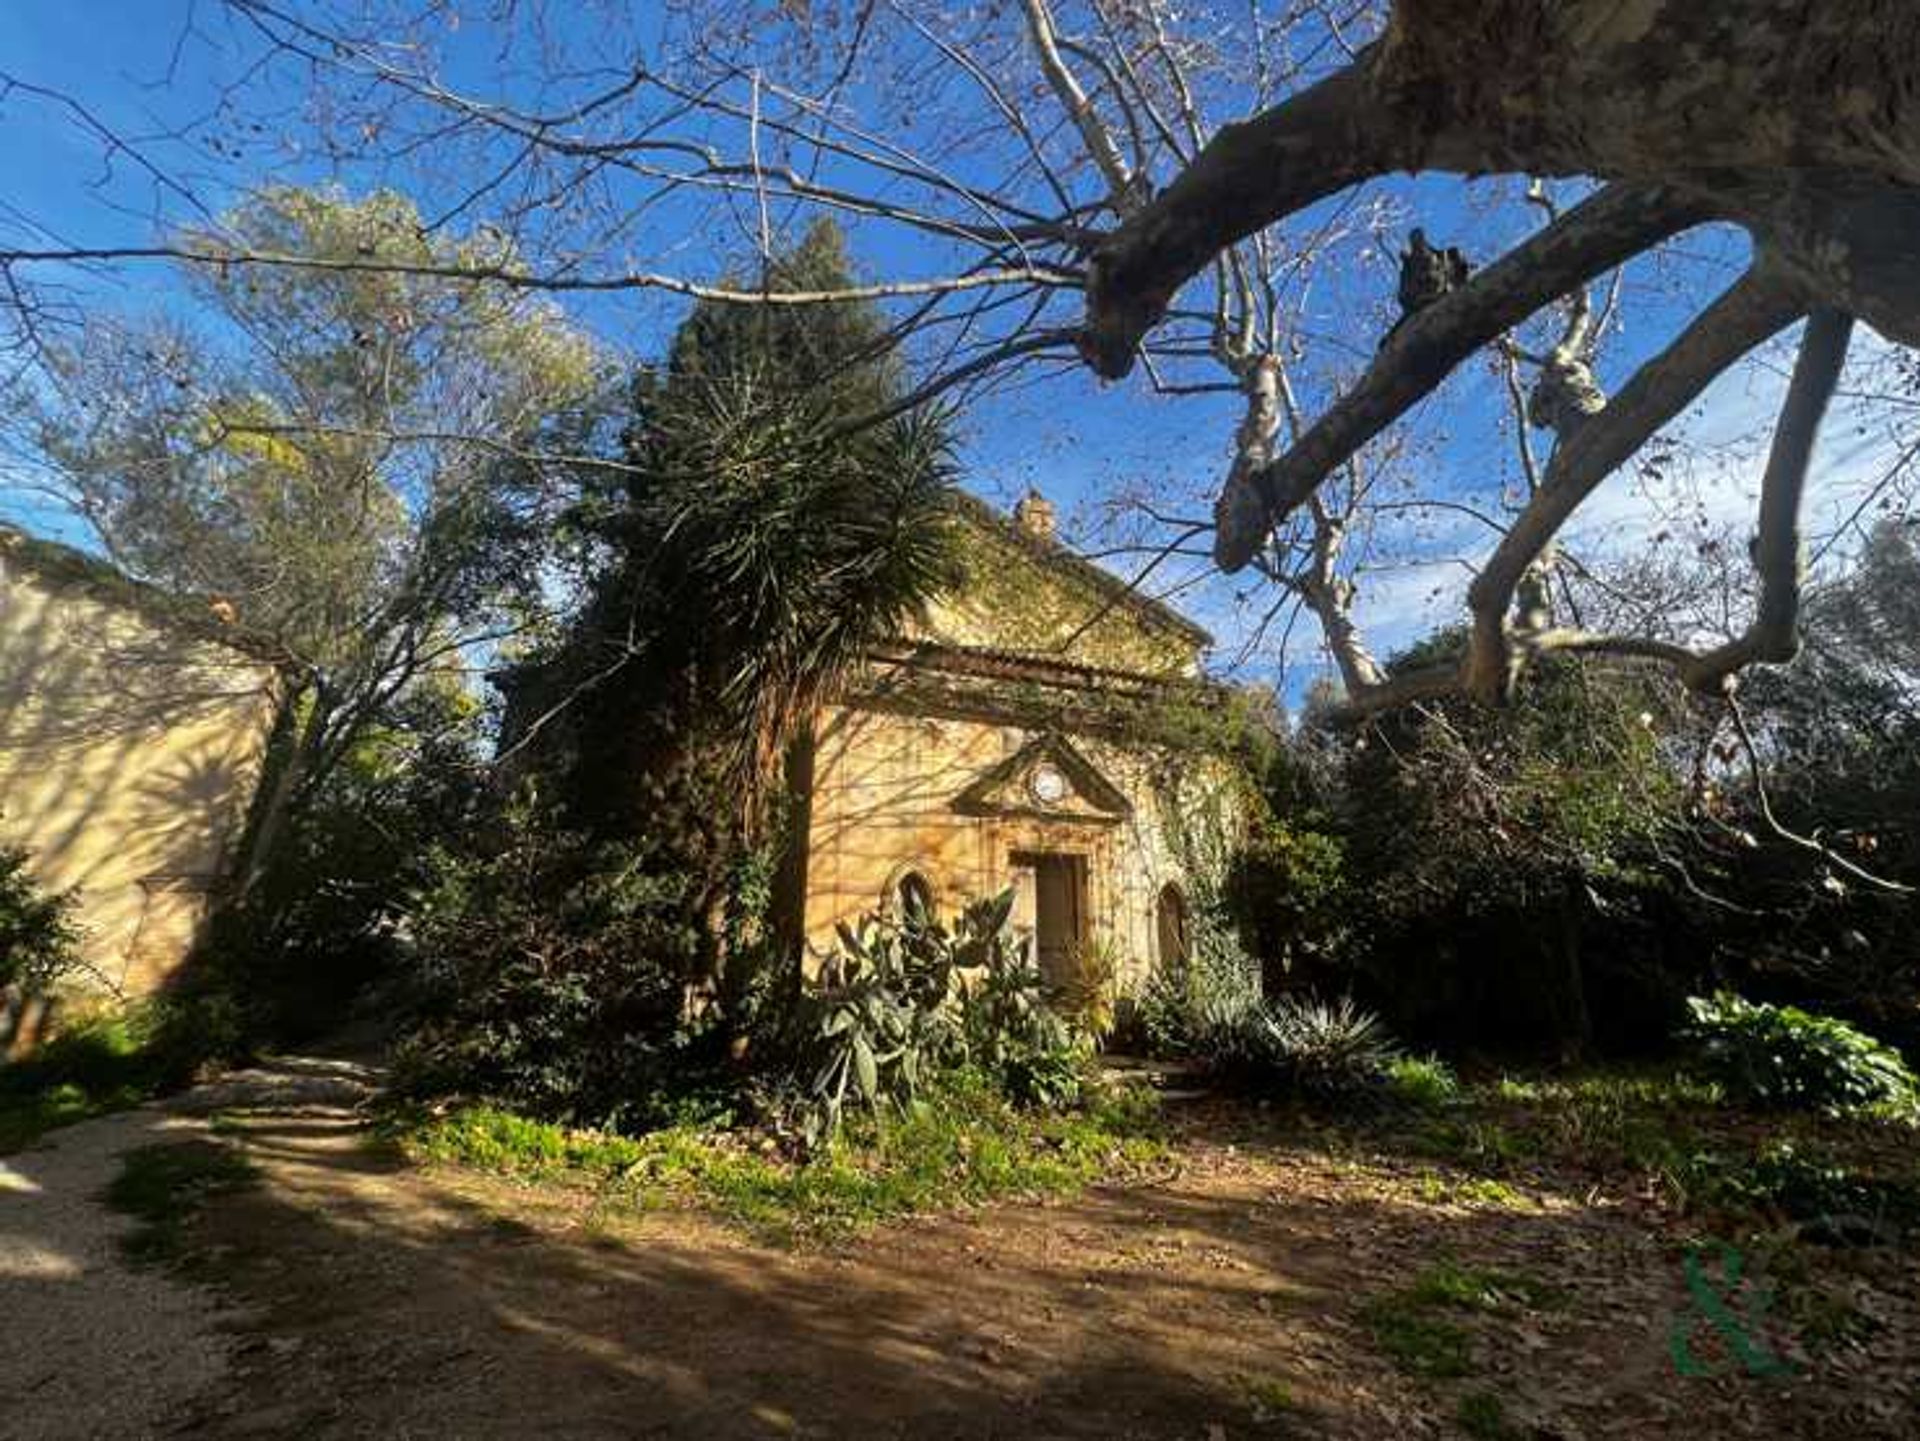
top-left (794, 489), bottom-right (1239, 990)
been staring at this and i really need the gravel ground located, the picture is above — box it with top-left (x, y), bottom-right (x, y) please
top-left (0, 1057), bottom-right (378, 1441)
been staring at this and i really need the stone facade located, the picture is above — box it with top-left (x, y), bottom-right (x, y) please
top-left (0, 527), bottom-right (283, 1037)
top-left (798, 492), bottom-right (1238, 992)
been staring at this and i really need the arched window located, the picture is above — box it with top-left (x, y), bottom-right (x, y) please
top-left (1156, 883), bottom-right (1190, 973)
top-left (896, 870), bottom-right (936, 925)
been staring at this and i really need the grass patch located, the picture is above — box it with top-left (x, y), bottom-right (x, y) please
top-left (1361, 1257), bottom-right (1561, 1379)
top-left (1387, 1054), bottom-right (1460, 1110)
top-left (1240, 1374), bottom-right (1295, 1422)
top-left (0, 1080), bottom-right (144, 1154)
top-left (0, 997), bottom-right (243, 1154)
top-left (0, 1018), bottom-right (155, 1152)
top-left (1412, 1169), bottom-right (1533, 1211)
top-left (1456, 1389), bottom-right (1515, 1439)
top-left (1382, 1064), bottom-right (1919, 1237)
top-left (103, 1139), bottom-right (256, 1263)
top-left (1360, 1298), bottom-right (1474, 1377)
top-left (1407, 1258), bottom-right (1562, 1312)
top-left (400, 1071), bottom-right (1165, 1245)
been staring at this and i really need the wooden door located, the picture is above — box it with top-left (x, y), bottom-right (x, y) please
top-left (1015, 852), bottom-right (1083, 986)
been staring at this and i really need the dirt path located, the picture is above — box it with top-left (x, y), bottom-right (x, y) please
top-left (1, 1104), bottom-right (231, 1439)
top-left (0, 1056), bottom-right (379, 1440)
top-left (164, 1090), bottom-right (1455, 1439)
top-left (7, 1064), bottom-right (1915, 1439)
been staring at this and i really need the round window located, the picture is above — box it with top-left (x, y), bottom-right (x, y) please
top-left (1029, 763), bottom-right (1069, 806)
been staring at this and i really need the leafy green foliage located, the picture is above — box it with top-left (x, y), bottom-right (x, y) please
top-left (1136, 933), bottom-right (1401, 1100)
top-left (12, 186), bottom-right (604, 1051)
top-left (1224, 808), bottom-right (1350, 975)
top-left (1281, 639), bottom-right (1711, 1057)
top-left (1128, 891), bottom-right (1268, 1060)
top-left (495, 218), bottom-right (962, 1033)
top-left (1686, 524), bottom-right (1920, 1040)
top-left (0, 840), bottom-right (78, 998)
top-left (1680, 1139), bottom-right (1920, 1231)
top-left (805, 909), bottom-right (966, 1135)
top-left (1264, 994), bottom-right (1400, 1097)
top-left (203, 679), bottom-right (490, 1042)
top-left (403, 1072), bottom-right (1163, 1246)
top-left (1387, 1054), bottom-right (1461, 1110)
top-left (1051, 935), bottom-right (1121, 1041)
top-left (0, 997), bottom-right (246, 1153)
top-left (801, 889), bottom-right (1090, 1140)
top-left (1684, 992), bottom-right (1918, 1116)
top-left (20, 186), bottom-right (599, 673)
top-left (396, 798), bottom-right (724, 1132)
top-left (1385, 1064), bottom-right (1919, 1241)
top-left (533, 218), bottom-right (960, 835)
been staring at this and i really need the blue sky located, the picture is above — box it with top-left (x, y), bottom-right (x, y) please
top-left (3, 2), bottom-right (1910, 701)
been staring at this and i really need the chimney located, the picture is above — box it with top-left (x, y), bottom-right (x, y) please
top-left (1013, 488), bottom-right (1056, 543)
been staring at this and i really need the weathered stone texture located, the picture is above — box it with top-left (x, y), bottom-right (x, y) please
top-left (800, 499), bottom-right (1235, 990)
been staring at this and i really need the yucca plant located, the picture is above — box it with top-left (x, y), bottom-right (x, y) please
top-left (1051, 935), bottom-right (1123, 1041)
top-left (1263, 994), bottom-right (1401, 1098)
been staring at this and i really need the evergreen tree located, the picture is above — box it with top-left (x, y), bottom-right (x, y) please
top-left (516, 219), bottom-right (961, 989)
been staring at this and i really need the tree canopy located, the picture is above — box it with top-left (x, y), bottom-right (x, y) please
top-left (8, 185), bottom-right (603, 884)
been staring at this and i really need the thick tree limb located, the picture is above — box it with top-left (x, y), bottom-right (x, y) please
top-left (1212, 184), bottom-right (1706, 570)
top-left (1079, 53), bottom-right (1414, 378)
top-left (1713, 171), bottom-right (1920, 350)
top-left (1324, 305), bottom-right (1851, 724)
top-left (1683, 308), bottom-right (1855, 692)
top-left (1463, 270), bottom-right (1806, 699)
top-left (1083, 3), bottom-right (1920, 370)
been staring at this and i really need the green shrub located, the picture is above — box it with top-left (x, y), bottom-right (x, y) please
top-left (1125, 964), bottom-right (1189, 1058)
top-left (0, 841), bottom-right (79, 998)
top-left (396, 807), bottom-right (721, 1132)
top-left (1680, 1140), bottom-right (1920, 1232)
top-left (1140, 939), bottom-right (1402, 1100)
top-left (1388, 1054), bottom-right (1461, 1109)
top-left (0, 994), bottom-right (244, 1152)
top-left (1684, 992), bottom-right (1917, 1116)
top-left (1130, 923), bottom-right (1266, 1062)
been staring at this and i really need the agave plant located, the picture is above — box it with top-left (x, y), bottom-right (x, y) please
top-left (1052, 935), bottom-right (1123, 1041)
top-left (802, 886), bottom-right (1091, 1139)
top-left (1263, 994), bottom-right (1401, 1098)
top-left (805, 914), bottom-right (962, 1141)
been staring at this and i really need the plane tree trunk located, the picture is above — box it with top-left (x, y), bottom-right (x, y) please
top-left (1085, 0), bottom-right (1920, 382)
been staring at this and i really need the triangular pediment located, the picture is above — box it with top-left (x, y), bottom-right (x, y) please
top-left (951, 733), bottom-right (1131, 823)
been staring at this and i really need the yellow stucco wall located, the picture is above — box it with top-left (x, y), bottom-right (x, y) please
top-left (912, 513), bottom-right (1205, 678)
top-left (801, 703), bottom-right (1235, 990)
top-left (0, 550), bottom-right (281, 1006)
top-left (801, 503), bottom-right (1236, 989)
